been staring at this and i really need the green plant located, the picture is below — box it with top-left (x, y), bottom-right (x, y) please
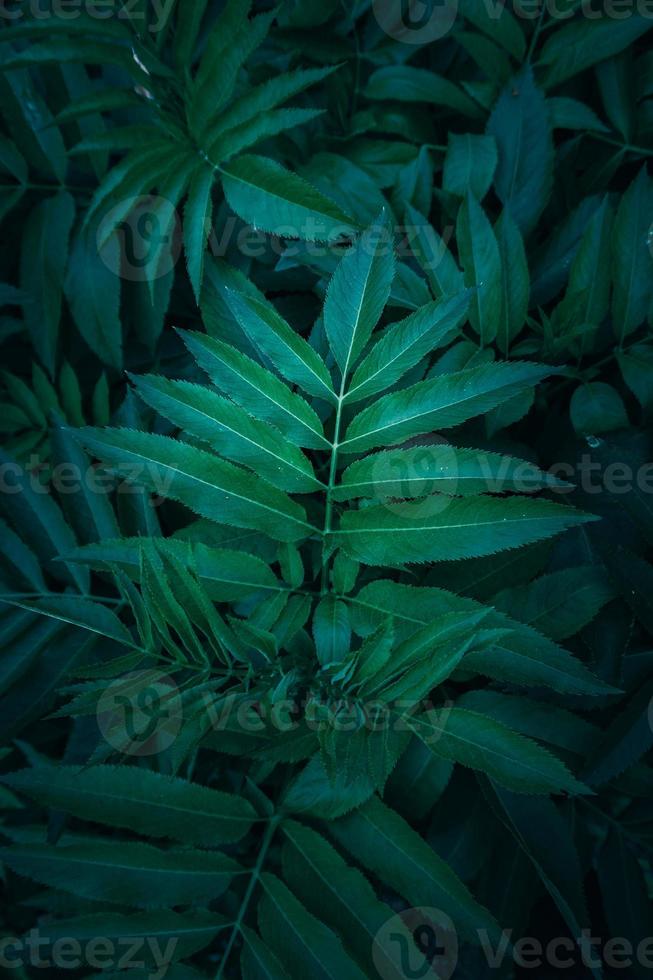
top-left (1, 3), bottom-right (653, 979)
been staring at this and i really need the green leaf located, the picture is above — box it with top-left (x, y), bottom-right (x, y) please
top-left (413, 707), bottom-right (587, 795)
top-left (548, 96), bottom-right (609, 133)
top-left (329, 796), bottom-right (500, 944)
top-left (459, 0), bottom-right (526, 59)
top-left (282, 755), bottom-right (375, 820)
top-left (0, 40), bottom-right (151, 78)
top-left (336, 497), bottom-right (595, 566)
top-left (50, 421), bottom-right (120, 544)
top-left (181, 330), bottom-right (329, 450)
top-left (0, 448), bottom-right (87, 592)
top-left (570, 382), bottom-right (629, 436)
top-left (373, 610), bottom-right (489, 702)
top-left (340, 361), bottom-right (550, 454)
top-left (334, 446), bottom-right (566, 501)
top-left (612, 167), bottom-right (653, 342)
top-left (487, 67), bottom-right (553, 236)
top-left (69, 538), bottom-right (283, 602)
top-left (346, 293), bottom-right (470, 404)
top-left (443, 133), bottom-right (497, 200)
top-left (241, 927), bottom-right (292, 980)
top-left (0, 611), bottom-right (55, 698)
top-left (0, 71), bottom-right (66, 181)
top-left (190, 3), bottom-right (273, 134)
top-left (0, 840), bottom-right (239, 909)
top-left (76, 428), bottom-right (312, 543)
top-left (459, 34), bottom-right (512, 86)
top-left (557, 196), bottom-right (614, 342)
top-left (184, 164), bottom-right (215, 305)
top-left (38, 910), bottom-right (226, 965)
top-left (596, 51), bottom-right (634, 140)
top-left (494, 565), bottom-right (616, 641)
top-left (324, 216), bottom-right (395, 379)
top-left (20, 191), bottom-right (75, 376)
top-left (64, 220), bottom-right (122, 370)
top-left (130, 374), bottom-right (321, 494)
top-left (258, 873), bottom-right (368, 980)
top-left (484, 786), bottom-right (599, 980)
top-left (173, 0), bottom-right (210, 67)
top-left (582, 679), bottom-right (653, 786)
top-left (0, 622), bottom-right (89, 741)
top-left (313, 596), bottom-right (350, 666)
top-left (86, 142), bottom-right (183, 244)
top-left (365, 67), bottom-right (483, 118)
top-left (458, 691), bottom-right (598, 757)
top-left (1, 594), bottom-right (133, 647)
top-left (224, 289), bottom-right (334, 402)
top-left (210, 108), bottom-right (325, 163)
top-left (349, 580), bottom-right (617, 697)
top-left (2, 764), bottom-right (257, 844)
top-left (0, 518), bottom-right (45, 592)
top-left (618, 343), bottom-right (653, 411)
top-left (405, 206), bottom-right (464, 302)
top-left (282, 819), bottom-right (418, 978)
top-left (456, 191), bottom-right (502, 344)
top-left (217, 65), bottom-right (339, 135)
top-left (221, 154), bottom-right (356, 240)
top-left (597, 828), bottom-right (653, 980)
top-left (539, 16), bottom-right (653, 88)
top-left (495, 209), bottom-right (529, 355)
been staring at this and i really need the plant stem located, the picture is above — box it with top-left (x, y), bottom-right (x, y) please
top-left (214, 813), bottom-right (281, 978)
top-left (526, 4), bottom-right (547, 63)
top-left (321, 379), bottom-right (346, 593)
top-left (589, 133), bottom-right (653, 158)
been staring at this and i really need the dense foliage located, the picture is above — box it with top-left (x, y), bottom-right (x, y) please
top-left (1, 1), bottom-right (653, 978)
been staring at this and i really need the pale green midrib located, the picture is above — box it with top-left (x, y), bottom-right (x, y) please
top-left (281, 826), bottom-right (375, 939)
top-left (355, 804), bottom-right (474, 909)
top-left (336, 472), bottom-right (550, 493)
top-left (7, 850), bottom-right (242, 877)
top-left (344, 597), bottom-right (596, 687)
top-left (95, 442), bottom-right (317, 533)
top-left (340, 374), bottom-right (535, 449)
top-left (508, 580), bottom-right (604, 630)
top-left (0, 598), bottom-right (135, 647)
top-left (345, 315), bottom-right (436, 400)
top-left (320, 249), bottom-right (375, 562)
top-left (18, 782), bottom-right (254, 825)
top-left (269, 892), bottom-right (343, 980)
top-left (337, 513), bottom-right (574, 534)
top-left (207, 346), bottom-right (330, 448)
top-left (254, 313), bottom-right (335, 403)
top-left (412, 714), bottom-right (572, 786)
top-left (216, 162), bottom-right (348, 225)
top-left (157, 388), bottom-right (322, 487)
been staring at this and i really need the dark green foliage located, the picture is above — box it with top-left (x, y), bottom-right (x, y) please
top-left (1, 3), bottom-right (653, 979)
